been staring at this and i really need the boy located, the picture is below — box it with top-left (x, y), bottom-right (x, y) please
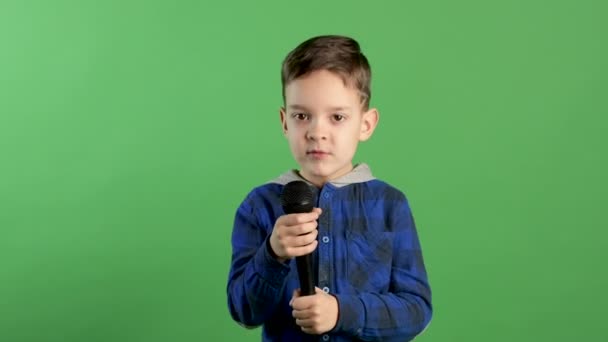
top-left (227, 35), bottom-right (432, 341)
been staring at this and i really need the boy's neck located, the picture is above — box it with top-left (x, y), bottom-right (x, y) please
top-left (298, 164), bottom-right (354, 188)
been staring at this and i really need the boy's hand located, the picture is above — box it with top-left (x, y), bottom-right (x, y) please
top-left (290, 287), bottom-right (339, 335)
top-left (269, 208), bottom-right (322, 262)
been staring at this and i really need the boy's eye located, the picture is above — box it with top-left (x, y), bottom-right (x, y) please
top-left (293, 113), bottom-right (309, 120)
top-left (333, 114), bottom-right (345, 122)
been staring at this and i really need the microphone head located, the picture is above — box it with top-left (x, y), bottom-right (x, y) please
top-left (281, 181), bottom-right (314, 214)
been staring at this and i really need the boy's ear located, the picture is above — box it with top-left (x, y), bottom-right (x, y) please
top-left (359, 108), bottom-right (379, 141)
top-left (280, 107), bottom-right (288, 135)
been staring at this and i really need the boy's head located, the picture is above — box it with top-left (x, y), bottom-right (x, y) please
top-left (281, 35), bottom-right (372, 110)
top-left (279, 35), bottom-right (379, 187)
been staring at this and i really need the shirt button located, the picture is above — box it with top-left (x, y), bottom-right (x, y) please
top-left (322, 236), bottom-right (330, 243)
top-left (322, 287), bottom-right (330, 293)
top-left (322, 334), bottom-right (330, 341)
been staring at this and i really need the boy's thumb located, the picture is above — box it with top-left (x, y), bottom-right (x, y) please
top-left (289, 289), bottom-right (301, 306)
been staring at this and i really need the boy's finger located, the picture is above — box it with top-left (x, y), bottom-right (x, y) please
top-left (284, 212), bottom-right (320, 225)
top-left (284, 240), bottom-right (318, 258)
top-left (290, 221), bottom-right (318, 236)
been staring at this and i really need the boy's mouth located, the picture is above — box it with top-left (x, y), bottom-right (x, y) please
top-left (307, 149), bottom-right (330, 158)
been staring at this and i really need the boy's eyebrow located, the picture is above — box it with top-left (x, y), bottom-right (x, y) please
top-left (288, 104), bottom-right (352, 112)
top-left (287, 104), bottom-right (310, 111)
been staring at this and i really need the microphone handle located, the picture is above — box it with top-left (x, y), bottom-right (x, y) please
top-left (296, 254), bottom-right (314, 295)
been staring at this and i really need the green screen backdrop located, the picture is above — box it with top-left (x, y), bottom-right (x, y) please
top-left (1, 1), bottom-right (606, 341)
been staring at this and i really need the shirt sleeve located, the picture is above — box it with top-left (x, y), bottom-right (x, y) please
top-left (226, 192), bottom-right (292, 327)
top-left (332, 195), bottom-right (433, 341)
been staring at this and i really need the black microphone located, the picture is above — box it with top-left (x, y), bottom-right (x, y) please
top-left (280, 180), bottom-right (316, 296)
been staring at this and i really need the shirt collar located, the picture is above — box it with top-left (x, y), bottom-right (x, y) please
top-left (269, 163), bottom-right (375, 188)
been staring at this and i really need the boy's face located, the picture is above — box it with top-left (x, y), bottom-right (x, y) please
top-left (280, 69), bottom-right (378, 187)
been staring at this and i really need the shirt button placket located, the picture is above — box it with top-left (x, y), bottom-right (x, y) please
top-left (318, 189), bottom-right (332, 293)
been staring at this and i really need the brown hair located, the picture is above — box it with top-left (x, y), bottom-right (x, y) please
top-left (281, 35), bottom-right (372, 109)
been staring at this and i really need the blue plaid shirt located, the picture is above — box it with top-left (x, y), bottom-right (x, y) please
top-left (227, 164), bottom-right (432, 341)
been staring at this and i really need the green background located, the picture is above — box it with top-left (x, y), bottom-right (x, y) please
top-left (1, 0), bottom-right (606, 341)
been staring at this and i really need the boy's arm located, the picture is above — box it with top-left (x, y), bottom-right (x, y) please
top-left (226, 194), bottom-right (291, 327)
top-left (332, 197), bottom-right (433, 341)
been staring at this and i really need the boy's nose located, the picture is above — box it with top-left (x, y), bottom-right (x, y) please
top-left (306, 120), bottom-right (327, 140)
